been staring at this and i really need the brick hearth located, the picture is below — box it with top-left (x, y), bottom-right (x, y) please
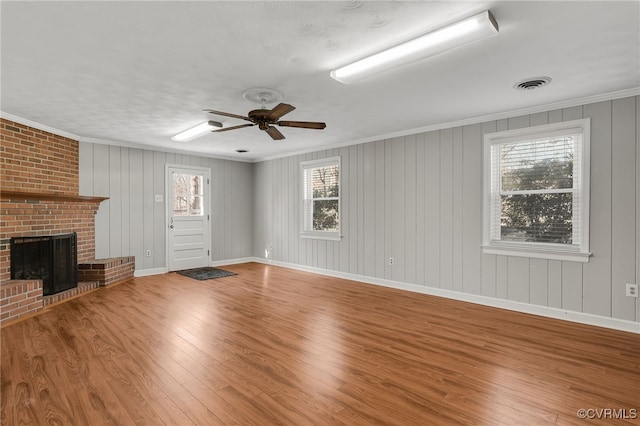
top-left (0, 118), bottom-right (134, 324)
top-left (78, 257), bottom-right (136, 287)
top-left (0, 280), bottom-right (42, 323)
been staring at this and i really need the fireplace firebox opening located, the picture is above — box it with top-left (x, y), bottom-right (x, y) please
top-left (10, 233), bottom-right (78, 296)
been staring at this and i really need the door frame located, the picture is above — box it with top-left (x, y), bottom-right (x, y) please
top-left (165, 164), bottom-right (212, 271)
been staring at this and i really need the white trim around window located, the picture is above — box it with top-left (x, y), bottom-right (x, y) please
top-left (482, 118), bottom-right (591, 262)
top-left (300, 156), bottom-right (342, 241)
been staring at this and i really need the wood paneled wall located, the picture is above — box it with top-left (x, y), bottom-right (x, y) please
top-left (253, 96), bottom-right (640, 323)
top-left (79, 144), bottom-right (253, 272)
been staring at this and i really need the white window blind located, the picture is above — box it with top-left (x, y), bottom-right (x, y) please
top-left (301, 157), bottom-right (341, 240)
top-left (483, 119), bottom-right (591, 262)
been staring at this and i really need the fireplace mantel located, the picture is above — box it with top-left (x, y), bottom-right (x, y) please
top-left (0, 190), bottom-right (108, 203)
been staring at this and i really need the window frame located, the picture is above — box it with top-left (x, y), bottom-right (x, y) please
top-left (300, 156), bottom-right (342, 241)
top-left (482, 118), bottom-right (591, 262)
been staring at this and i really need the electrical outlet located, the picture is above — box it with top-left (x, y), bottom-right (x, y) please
top-left (145, 250), bottom-right (151, 257)
top-left (626, 283), bottom-right (638, 298)
top-left (389, 257), bottom-right (395, 266)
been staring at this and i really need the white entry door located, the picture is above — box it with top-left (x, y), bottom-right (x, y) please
top-left (167, 166), bottom-right (211, 271)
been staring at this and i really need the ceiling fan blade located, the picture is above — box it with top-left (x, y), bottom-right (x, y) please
top-left (265, 126), bottom-right (285, 140)
top-left (264, 103), bottom-right (295, 121)
top-left (203, 109), bottom-right (252, 122)
top-left (277, 120), bottom-right (326, 130)
top-left (211, 123), bottom-right (255, 133)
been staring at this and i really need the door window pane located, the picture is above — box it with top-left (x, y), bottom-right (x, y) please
top-left (173, 173), bottom-right (204, 216)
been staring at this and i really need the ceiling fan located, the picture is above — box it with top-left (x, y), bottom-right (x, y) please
top-left (203, 103), bottom-right (326, 140)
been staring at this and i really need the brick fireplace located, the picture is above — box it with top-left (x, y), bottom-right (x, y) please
top-left (0, 118), bottom-right (134, 324)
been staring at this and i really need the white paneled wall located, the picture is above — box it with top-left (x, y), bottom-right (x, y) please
top-left (76, 96), bottom-right (638, 325)
top-left (254, 96), bottom-right (639, 323)
top-left (79, 144), bottom-right (253, 273)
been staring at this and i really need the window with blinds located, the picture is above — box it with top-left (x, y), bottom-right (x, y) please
top-left (301, 157), bottom-right (341, 240)
top-left (483, 119), bottom-right (591, 262)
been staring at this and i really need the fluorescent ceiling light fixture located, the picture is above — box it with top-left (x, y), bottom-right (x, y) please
top-left (171, 120), bottom-right (222, 142)
top-left (330, 10), bottom-right (498, 84)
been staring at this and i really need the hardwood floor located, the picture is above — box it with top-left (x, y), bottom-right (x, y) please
top-left (1, 262), bottom-right (639, 425)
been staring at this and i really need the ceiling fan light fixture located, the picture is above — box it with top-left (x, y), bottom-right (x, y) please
top-left (330, 10), bottom-right (498, 84)
top-left (205, 102), bottom-right (326, 141)
top-left (171, 120), bottom-right (222, 142)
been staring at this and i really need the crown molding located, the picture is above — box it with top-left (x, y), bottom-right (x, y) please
top-left (256, 87), bottom-right (640, 162)
top-left (3, 87), bottom-right (639, 164)
top-left (0, 112), bottom-right (81, 141)
top-left (0, 112), bottom-right (253, 163)
top-left (79, 137), bottom-right (253, 163)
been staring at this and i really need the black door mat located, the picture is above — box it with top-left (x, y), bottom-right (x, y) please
top-left (176, 267), bottom-right (237, 281)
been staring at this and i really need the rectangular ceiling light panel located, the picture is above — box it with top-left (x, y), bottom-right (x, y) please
top-left (172, 120), bottom-right (222, 142)
top-left (330, 10), bottom-right (498, 84)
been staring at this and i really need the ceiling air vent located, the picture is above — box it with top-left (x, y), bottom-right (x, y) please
top-left (514, 77), bottom-right (552, 91)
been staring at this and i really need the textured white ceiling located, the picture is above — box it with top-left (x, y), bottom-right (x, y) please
top-left (2, 1), bottom-right (639, 161)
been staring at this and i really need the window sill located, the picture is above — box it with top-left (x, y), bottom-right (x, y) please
top-left (482, 245), bottom-right (591, 263)
top-left (300, 232), bottom-right (342, 241)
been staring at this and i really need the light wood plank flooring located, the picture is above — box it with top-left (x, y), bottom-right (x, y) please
top-left (2, 262), bottom-right (639, 425)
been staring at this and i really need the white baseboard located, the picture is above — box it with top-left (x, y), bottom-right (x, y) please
top-left (250, 258), bottom-right (640, 334)
top-left (134, 259), bottom-right (251, 277)
top-left (130, 257), bottom-right (639, 334)
top-left (210, 257), bottom-right (255, 267)
top-left (134, 267), bottom-right (168, 277)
